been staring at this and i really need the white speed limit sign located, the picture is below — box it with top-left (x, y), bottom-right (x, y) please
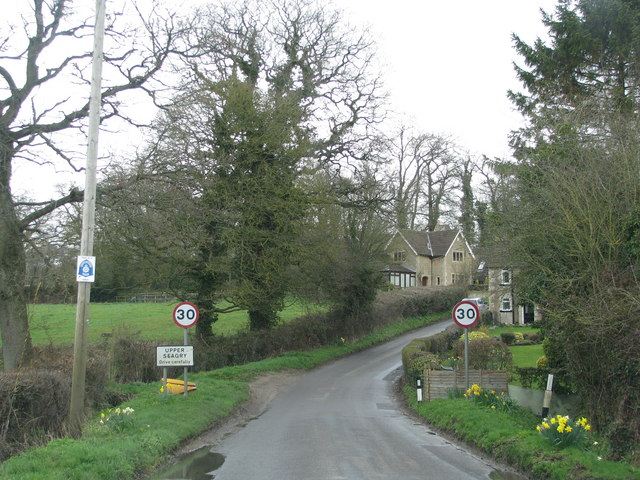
top-left (173, 302), bottom-right (200, 328)
top-left (452, 301), bottom-right (479, 328)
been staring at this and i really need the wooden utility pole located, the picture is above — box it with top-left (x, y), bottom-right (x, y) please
top-left (69, 0), bottom-right (106, 433)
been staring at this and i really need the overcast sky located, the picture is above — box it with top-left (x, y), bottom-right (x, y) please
top-left (338, 0), bottom-right (558, 159)
top-left (9, 0), bottom-right (559, 200)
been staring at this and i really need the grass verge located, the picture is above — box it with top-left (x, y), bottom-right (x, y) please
top-left (404, 385), bottom-right (640, 480)
top-left (0, 312), bottom-right (449, 480)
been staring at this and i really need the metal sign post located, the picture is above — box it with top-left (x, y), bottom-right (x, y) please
top-left (171, 302), bottom-right (199, 397)
top-left (163, 367), bottom-right (168, 397)
top-left (156, 345), bottom-right (195, 396)
top-left (183, 328), bottom-right (189, 396)
top-left (452, 301), bottom-right (480, 391)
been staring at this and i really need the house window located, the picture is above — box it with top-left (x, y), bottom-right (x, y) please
top-left (501, 269), bottom-right (511, 285)
top-left (451, 273), bottom-right (457, 284)
top-left (501, 296), bottom-right (513, 311)
top-left (436, 276), bottom-right (441, 285)
top-left (388, 272), bottom-right (416, 288)
top-left (453, 251), bottom-right (464, 262)
top-left (393, 251), bottom-right (406, 262)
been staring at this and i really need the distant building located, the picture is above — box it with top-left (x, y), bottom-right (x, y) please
top-left (481, 245), bottom-right (542, 325)
top-left (383, 228), bottom-right (475, 288)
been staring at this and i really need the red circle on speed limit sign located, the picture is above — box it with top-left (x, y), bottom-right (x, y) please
top-left (452, 301), bottom-right (479, 328)
top-left (173, 302), bottom-right (199, 328)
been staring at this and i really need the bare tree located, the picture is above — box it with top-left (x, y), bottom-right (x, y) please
top-left (382, 124), bottom-right (460, 231)
top-left (416, 133), bottom-right (459, 231)
top-left (0, 0), bottom-right (185, 370)
top-left (383, 124), bottom-right (422, 229)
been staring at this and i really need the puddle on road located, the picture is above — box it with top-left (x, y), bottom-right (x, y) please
top-left (151, 446), bottom-right (225, 480)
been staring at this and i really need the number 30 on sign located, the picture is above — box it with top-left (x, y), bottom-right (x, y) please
top-left (173, 302), bottom-right (199, 328)
top-left (452, 301), bottom-right (479, 328)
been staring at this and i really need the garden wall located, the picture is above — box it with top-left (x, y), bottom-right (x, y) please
top-left (508, 385), bottom-right (581, 417)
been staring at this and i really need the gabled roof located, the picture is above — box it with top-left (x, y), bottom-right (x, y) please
top-left (392, 228), bottom-right (474, 258)
top-left (474, 242), bottom-right (512, 268)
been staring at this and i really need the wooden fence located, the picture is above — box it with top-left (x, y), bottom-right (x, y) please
top-left (423, 369), bottom-right (509, 401)
top-left (114, 292), bottom-right (177, 303)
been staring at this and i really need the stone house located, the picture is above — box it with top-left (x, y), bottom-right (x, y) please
top-left (482, 250), bottom-right (542, 325)
top-left (382, 228), bottom-right (475, 288)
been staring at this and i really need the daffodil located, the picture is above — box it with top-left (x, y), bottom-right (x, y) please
top-left (537, 414), bottom-right (591, 448)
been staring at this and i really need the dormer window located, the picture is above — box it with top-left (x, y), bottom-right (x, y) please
top-left (393, 251), bottom-right (406, 262)
top-left (501, 269), bottom-right (511, 285)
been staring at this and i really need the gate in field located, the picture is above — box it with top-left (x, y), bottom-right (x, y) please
top-left (115, 292), bottom-right (177, 303)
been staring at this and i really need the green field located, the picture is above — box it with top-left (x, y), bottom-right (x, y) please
top-left (25, 299), bottom-right (324, 346)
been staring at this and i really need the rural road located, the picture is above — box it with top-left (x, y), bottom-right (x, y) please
top-left (191, 320), bottom-right (522, 480)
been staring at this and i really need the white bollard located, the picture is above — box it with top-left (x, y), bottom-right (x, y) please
top-left (417, 378), bottom-right (423, 402)
top-left (541, 374), bottom-right (554, 417)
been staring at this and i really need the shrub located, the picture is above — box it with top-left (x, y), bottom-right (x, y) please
top-left (402, 326), bottom-right (465, 378)
top-left (389, 286), bottom-right (465, 318)
top-left (112, 334), bottom-right (164, 383)
top-left (454, 337), bottom-right (512, 370)
top-left (500, 332), bottom-right (516, 345)
top-left (401, 339), bottom-right (426, 376)
top-left (536, 355), bottom-right (548, 368)
top-left (28, 344), bottom-right (110, 408)
top-left (478, 310), bottom-right (495, 326)
top-left (0, 370), bottom-right (70, 461)
top-left (405, 351), bottom-right (440, 382)
top-left (459, 331), bottom-right (489, 342)
top-left (427, 326), bottom-right (463, 353)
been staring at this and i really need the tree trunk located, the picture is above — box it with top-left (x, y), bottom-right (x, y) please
top-left (0, 147), bottom-right (32, 370)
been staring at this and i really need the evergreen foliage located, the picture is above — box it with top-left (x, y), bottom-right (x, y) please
top-left (507, 0), bottom-right (640, 455)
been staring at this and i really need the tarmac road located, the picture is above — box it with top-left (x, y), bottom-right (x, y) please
top-left (209, 320), bottom-right (520, 480)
